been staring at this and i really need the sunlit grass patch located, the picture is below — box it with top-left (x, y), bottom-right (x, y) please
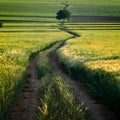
top-left (85, 59), bottom-right (120, 73)
top-left (59, 30), bottom-right (120, 62)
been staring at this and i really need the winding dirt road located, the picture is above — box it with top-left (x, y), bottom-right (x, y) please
top-left (49, 29), bottom-right (118, 120)
top-left (3, 1), bottom-right (119, 118)
top-left (7, 35), bottom-right (118, 120)
top-left (50, 54), bottom-right (117, 120)
top-left (7, 54), bottom-right (39, 120)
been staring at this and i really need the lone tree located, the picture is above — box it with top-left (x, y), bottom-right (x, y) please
top-left (56, 9), bottom-right (70, 21)
top-left (56, 2), bottom-right (70, 23)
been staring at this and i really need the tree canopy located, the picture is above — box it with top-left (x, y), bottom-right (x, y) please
top-left (56, 9), bottom-right (70, 21)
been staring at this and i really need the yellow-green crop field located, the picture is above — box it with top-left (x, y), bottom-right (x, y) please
top-left (58, 30), bottom-right (120, 78)
top-left (58, 30), bottom-right (120, 63)
top-left (0, 0), bottom-right (120, 119)
top-left (57, 30), bottom-right (120, 112)
top-left (0, 25), bottom-right (71, 117)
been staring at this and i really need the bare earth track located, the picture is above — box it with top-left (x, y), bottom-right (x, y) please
top-left (51, 54), bottom-right (117, 120)
top-left (7, 54), bottom-right (39, 120)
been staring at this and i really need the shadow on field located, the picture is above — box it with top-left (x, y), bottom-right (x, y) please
top-left (0, 20), bottom-right (56, 23)
top-left (0, 23), bottom-right (2, 27)
top-left (70, 16), bottom-right (120, 22)
top-left (1, 16), bottom-right (120, 23)
top-left (0, 15), bottom-right (54, 18)
top-left (0, 30), bottom-right (59, 32)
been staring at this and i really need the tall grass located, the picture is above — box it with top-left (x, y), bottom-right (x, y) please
top-left (38, 75), bottom-right (90, 120)
top-left (57, 30), bottom-right (120, 113)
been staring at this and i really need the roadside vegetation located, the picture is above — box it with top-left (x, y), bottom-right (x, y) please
top-left (37, 41), bottom-right (91, 120)
top-left (57, 30), bottom-right (120, 114)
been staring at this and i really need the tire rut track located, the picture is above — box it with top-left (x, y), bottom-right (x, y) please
top-left (51, 54), bottom-right (116, 120)
top-left (7, 54), bottom-right (39, 120)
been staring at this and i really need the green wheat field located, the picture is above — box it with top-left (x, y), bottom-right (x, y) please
top-left (0, 0), bottom-right (120, 119)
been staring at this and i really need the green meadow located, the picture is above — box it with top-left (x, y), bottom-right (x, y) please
top-left (0, 0), bottom-right (120, 119)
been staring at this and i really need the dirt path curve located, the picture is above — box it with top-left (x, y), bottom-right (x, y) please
top-left (51, 55), bottom-right (116, 120)
top-left (7, 54), bottom-right (39, 120)
top-left (6, 32), bottom-right (117, 120)
top-left (51, 26), bottom-right (118, 120)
